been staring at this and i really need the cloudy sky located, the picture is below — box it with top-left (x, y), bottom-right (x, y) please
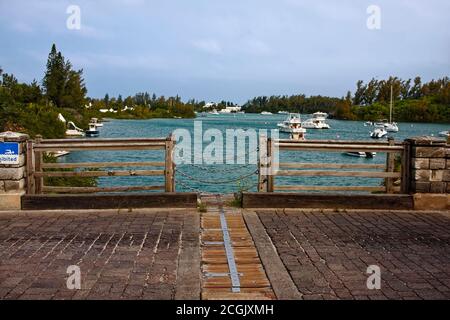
top-left (0, 0), bottom-right (449, 103)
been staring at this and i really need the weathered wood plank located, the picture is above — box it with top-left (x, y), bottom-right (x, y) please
top-left (279, 162), bottom-right (385, 169)
top-left (35, 169), bottom-right (164, 177)
top-left (277, 139), bottom-right (403, 146)
top-left (40, 137), bottom-right (166, 144)
top-left (41, 161), bottom-right (165, 169)
top-left (276, 143), bottom-right (404, 153)
top-left (276, 170), bottom-right (401, 178)
top-left (242, 192), bottom-right (414, 209)
top-left (21, 193), bottom-right (198, 210)
top-left (43, 185), bottom-right (164, 193)
top-left (34, 143), bottom-right (165, 151)
top-left (275, 185), bottom-right (385, 192)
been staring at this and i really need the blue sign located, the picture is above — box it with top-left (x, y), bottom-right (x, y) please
top-left (0, 142), bottom-right (20, 164)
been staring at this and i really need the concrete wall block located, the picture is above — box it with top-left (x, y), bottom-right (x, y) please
top-left (413, 147), bottom-right (446, 158)
top-left (0, 166), bottom-right (25, 180)
top-left (446, 159), bottom-right (450, 169)
top-left (446, 183), bottom-right (450, 193)
top-left (413, 182), bottom-right (430, 193)
top-left (414, 169), bottom-right (430, 182)
top-left (430, 182), bottom-right (446, 193)
top-left (430, 170), bottom-right (443, 182)
top-left (443, 170), bottom-right (450, 182)
top-left (0, 181), bottom-right (4, 192)
top-left (429, 158), bottom-right (446, 170)
top-left (4, 179), bottom-right (25, 192)
top-left (413, 158), bottom-right (429, 169)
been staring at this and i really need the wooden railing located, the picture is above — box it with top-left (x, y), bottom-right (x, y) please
top-left (258, 138), bottom-right (405, 193)
top-left (26, 135), bottom-right (175, 194)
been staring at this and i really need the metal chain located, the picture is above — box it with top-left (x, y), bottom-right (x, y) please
top-left (175, 168), bottom-right (258, 185)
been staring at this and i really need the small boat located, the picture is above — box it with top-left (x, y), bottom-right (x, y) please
top-left (48, 151), bottom-right (70, 158)
top-left (277, 113), bottom-right (306, 135)
top-left (209, 109), bottom-right (220, 115)
top-left (66, 121), bottom-right (84, 137)
top-left (438, 130), bottom-right (449, 138)
top-left (345, 152), bottom-right (376, 158)
top-left (364, 121), bottom-right (374, 127)
top-left (90, 118), bottom-right (103, 127)
top-left (370, 126), bottom-right (388, 139)
top-left (278, 111), bottom-right (289, 114)
top-left (302, 112), bottom-right (330, 129)
top-left (261, 111), bottom-right (273, 115)
top-left (85, 123), bottom-right (100, 137)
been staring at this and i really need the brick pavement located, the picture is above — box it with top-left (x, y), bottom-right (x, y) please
top-left (256, 209), bottom-right (450, 300)
top-left (0, 209), bottom-right (200, 300)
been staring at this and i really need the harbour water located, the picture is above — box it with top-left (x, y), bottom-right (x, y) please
top-left (59, 114), bottom-right (449, 193)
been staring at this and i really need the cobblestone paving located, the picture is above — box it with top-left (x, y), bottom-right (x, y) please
top-left (257, 209), bottom-right (450, 300)
top-left (0, 210), bottom-right (199, 300)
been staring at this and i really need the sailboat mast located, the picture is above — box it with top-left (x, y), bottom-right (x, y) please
top-left (389, 84), bottom-right (393, 124)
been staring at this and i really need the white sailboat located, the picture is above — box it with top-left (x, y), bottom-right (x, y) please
top-left (385, 85), bottom-right (399, 132)
top-left (302, 112), bottom-right (331, 129)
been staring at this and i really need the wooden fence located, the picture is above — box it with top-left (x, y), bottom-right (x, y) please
top-left (258, 137), bottom-right (405, 194)
top-left (26, 135), bottom-right (175, 194)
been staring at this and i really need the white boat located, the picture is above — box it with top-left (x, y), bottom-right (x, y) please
top-left (261, 111), bottom-right (273, 115)
top-left (384, 122), bottom-right (399, 132)
top-left (302, 112), bottom-right (330, 129)
top-left (277, 113), bottom-right (306, 134)
top-left (384, 85), bottom-right (399, 133)
top-left (209, 109), bottom-right (220, 115)
top-left (48, 151), bottom-right (70, 158)
top-left (439, 130), bottom-right (449, 138)
top-left (278, 111), bottom-right (289, 114)
top-left (370, 126), bottom-right (388, 139)
top-left (90, 118), bottom-right (103, 127)
top-left (85, 123), bottom-right (100, 137)
top-left (66, 121), bottom-right (84, 137)
top-left (345, 152), bottom-right (376, 158)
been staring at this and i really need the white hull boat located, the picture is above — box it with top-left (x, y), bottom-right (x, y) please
top-left (277, 113), bottom-right (306, 134)
top-left (438, 130), bottom-right (449, 138)
top-left (370, 127), bottom-right (388, 139)
top-left (302, 112), bottom-right (330, 129)
top-left (261, 111), bottom-right (273, 115)
top-left (345, 152), bottom-right (376, 158)
top-left (66, 121), bottom-right (84, 137)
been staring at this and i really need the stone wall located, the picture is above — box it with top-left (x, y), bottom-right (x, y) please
top-left (407, 136), bottom-right (449, 194)
top-left (0, 132), bottom-right (29, 209)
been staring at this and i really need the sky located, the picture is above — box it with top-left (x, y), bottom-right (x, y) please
top-left (0, 0), bottom-right (449, 104)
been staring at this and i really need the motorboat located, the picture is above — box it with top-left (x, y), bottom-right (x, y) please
top-left (277, 113), bottom-right (306, 135)
top-left (209, 109), bottom-right (220, 115)
top-left (85, 123), bottom-right (100, 137)
top-left (302, 112), bottom-right (330, 129)
top-left (90, 118), bottom-right (103, 127)
top-left (278, 111), bottom-right (289, 114)
top-left (66, 121), bottom-right (85, 137)
top-left (261, 111), bottom-right (273, 115)
top-left (345, 152), bottom-right (376, 158)
top-left (438, 130), bottom-right (449, 138)
top-left (370, 126), bottom-right (388, 139)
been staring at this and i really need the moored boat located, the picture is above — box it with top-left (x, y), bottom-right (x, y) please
top-left (302, 112), bottom-right (330, 129)
top-left (85, 123), bottom-right (100, 137)
top-left (370, 126), bottom-right (388, 139)
top-left (277, 113), bottom-right (306, 135)
top-left (345, 152), bottom-right (376, 158)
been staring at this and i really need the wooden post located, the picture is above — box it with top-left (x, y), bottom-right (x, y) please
top-left (400, 140), bottom-right (411, 194)
top-left (267, 138), bottom-right (274, 192)
top-left (165, 134), bottom-right (175, 192)
top-left (385, 137), bottom-right (395, 193)
top-left (34, 135), bottom-right (43, 194)
top-left (26, 140), bottom-right (35, 194)
top-left (258, 135), bottom-right (268, 192)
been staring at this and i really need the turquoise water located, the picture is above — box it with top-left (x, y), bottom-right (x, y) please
top-left (58, 114), bottom-right (449, 193)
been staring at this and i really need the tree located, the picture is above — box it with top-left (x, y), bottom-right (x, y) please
top-left (43, 44), bottom-right (86, 108)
